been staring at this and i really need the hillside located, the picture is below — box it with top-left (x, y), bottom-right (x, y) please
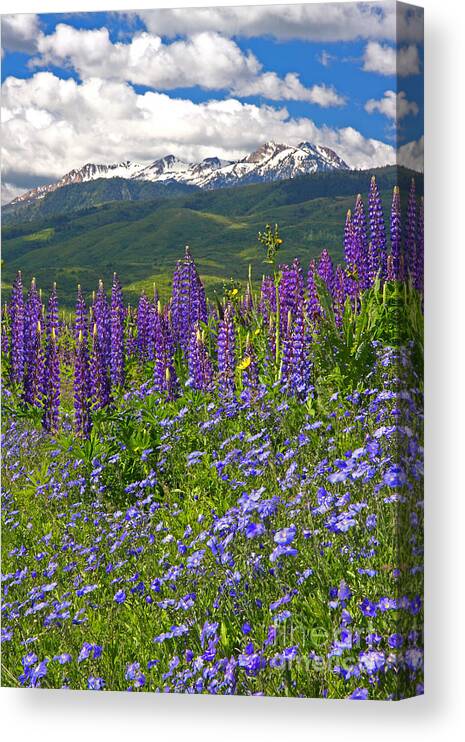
top-left (1, 178), bottom-right (199, 225)
top-left (1, 166), bottom-right (422, 307)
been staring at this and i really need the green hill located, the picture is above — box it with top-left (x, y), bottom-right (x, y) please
top-left (1, 178), bottom-right (199, 225)
top-left (1, 166), bottom-right (422, 307)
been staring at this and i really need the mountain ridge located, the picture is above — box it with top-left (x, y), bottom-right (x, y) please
top-left (5, 140), bottom-right (349, 212)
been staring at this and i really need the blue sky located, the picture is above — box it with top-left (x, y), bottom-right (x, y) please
top-left (1, 3), bottom-right (424, 201)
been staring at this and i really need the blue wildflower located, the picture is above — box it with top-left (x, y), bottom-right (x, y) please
top-left (273, 525), bottom-right (296, 545)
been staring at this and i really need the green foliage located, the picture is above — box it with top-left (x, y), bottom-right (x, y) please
top-left (311, 277), bottom-right (423, 394)
top-left (258, 223), bottom-right (283, 265)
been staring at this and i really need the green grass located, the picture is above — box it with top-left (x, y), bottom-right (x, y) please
top-left (23, 227), bottom-right (55, 242)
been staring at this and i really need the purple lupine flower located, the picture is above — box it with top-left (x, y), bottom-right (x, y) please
top-left (93, 279), bottom-right (110, 369)
top-left (187, 324), bottom-right (213, 391)
top-left (90, 322), bottom-right (111, 409)
top-left (24, 277), bottom-right (42, 366)
top-left (281, 305), bottom-right (310, 396)
top-left (171, 246), bottom-right (207, 352)
top-left (149, 300), bottom-right (163, 363)
top-left (23, 319), bottom-right (45, 407)
top-left (415, 197), bottom-right (424, 293)
top-left (153, 307), bottom-right (178, 399)
top-left (164, 360), bottom-right (179, 401)
top-left (333, 266), bottom-right (347, 327)
top-left (317, 249), bottom-right (335, 296)
top-left (125, 306), bottom-right (138, 357)
top-left (136, 292), bottom-right (151, 361)
top-left (74, 330), bottom-right (92, 437)
top-left (344, 209), bottom-right (356, 271)
top-left (405, 178), bottom-right (417, 283)
top-left (153, 306), bottom-right (167, 392)
top-left (388, 186), bottom-right (403, 280)
top-left (9, 271), bottom-right (25, 385)
top-left (343, 209), bottom-right (358, 299)
top-left (42, 327), bottom-right (60, 433)
top-left (23, 278), bottom-right (43, 404)
top-left (279, 259), bottom-right (304, 336)
top-left (306, 260), bottom-right (321, 322)
top-left (163, 301), bottom-right (176, 360)
top-left (46, 283), bottom-right (59, 341)
top-left (110, 273), bottom-right (124, 386)
top-left (353, 194), bottom-right (369, 289)
top-left (74, 285), bottom-right (88, 342)
top-left (217, 303), bottom-right (236, 396)
top-left (368, 175), bottom-right (387, 282)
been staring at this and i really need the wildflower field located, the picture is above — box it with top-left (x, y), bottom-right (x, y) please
top-left (1, 176), bottom-right (424, 700)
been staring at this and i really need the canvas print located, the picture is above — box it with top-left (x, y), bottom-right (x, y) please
top-left (1, 2), bottom-right (424, 700)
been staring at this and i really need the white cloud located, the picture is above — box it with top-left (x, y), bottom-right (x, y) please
top-left (1, 14), bottom-right (42, 54)
top-left (232, 72), bottom-right (344, 106)
top-left (365, 90), bottom-right (419, 120)
top-left (363, 41), bottom-right (420, 76)
top-left (137, 4), bottom-right (423, 43)
top-left (31, 24), bottom-right (344, 106)
top-left (1, 72), bottom-right (395, 190)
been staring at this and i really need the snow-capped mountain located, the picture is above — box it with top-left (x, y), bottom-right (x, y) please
top-left (7, 142), bottom-right (349, 208)
top-left (8, 160), bottom-right (145, 207)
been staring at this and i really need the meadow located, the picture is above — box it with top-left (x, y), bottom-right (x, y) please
top-left (1, 176), bottom-right (424, 699)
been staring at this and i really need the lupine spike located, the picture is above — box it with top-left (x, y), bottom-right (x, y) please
top-left (188, 322), bottom-right (213, 391)
top-left (306, 260), bottom-right (321, 323)
top-left (281, 304), bottom-right (311, 397)
top-left (74, 327), bottom-right (92, 437)
top-left (93, 279), bottom-right (110, 369)
top-left (217, 303), bottom-right (236, 397)
top-left (333, 265), bottom-right (347, 326)
top-left (46, 283), bottom-right (59, 341)
top-left (90, 321), bottom-right (111, 410)
top-left (343, 209), bottom-right (358, 299)
top-left (42, 325), bottom-right (60, 433)
top-left (389, 186), bottom-right (402, 280)
top-left (24, 277), bottom-right (42, 389)
top-left (9, 271), bottom-right (25, 385)
top-left (405, 178), bottom-right (417, 283)
top-left (353, 194), bottom-right (369, 289)
top-left (75, 284), bottom-right (88, 341)
top-left (279, 259), bottom-right (304, 337)
top-left (137, 292), bottom-right (151, 361)
top-left (110, 272), bottom-right (125, 386)
top-left (23, 318), bottom-right (44, 407)
top-left (317, 249), bottom-right (335, 295)
top-left (415, 197), bottom-right (424, 293)
top-left (368, 175), bottom-right (387, 282)
top-left (171, 246), bottom-right (207, 352)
